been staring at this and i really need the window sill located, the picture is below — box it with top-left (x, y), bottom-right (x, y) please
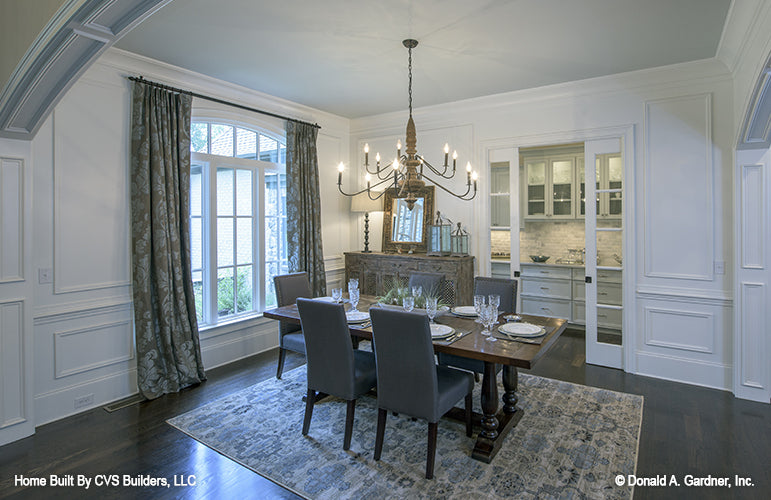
top-left (198, 312), bottom-right (275, 340)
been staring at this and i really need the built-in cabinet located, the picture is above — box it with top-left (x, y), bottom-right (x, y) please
top-left (490, 162), bottom-right (510, 228)
top-left (521, 148), bottom-right (622, 221)
top-left (520, 263), bottom-right (622, 330)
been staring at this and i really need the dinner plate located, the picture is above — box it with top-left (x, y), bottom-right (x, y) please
top-left (313, 296), bottom-right (336, 302)
top-left (346, 311), bottom-right (370, 323)
top-left (451, 305), bottom-right (478, 317)
top-left (497, 322), bottom-right (546, 337)
top-left (430, 324), bottom-right (455, 339)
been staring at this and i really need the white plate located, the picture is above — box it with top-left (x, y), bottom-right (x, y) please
top-left (451, 305), bottom-right (478, 317)
top-left (313, 296), bottom-right (336, 302)
top-left (498, 322), bottom-right (546, 337)
top-left (430, 324), bottom-right (455, 338)
top-left (346, 311), bottom-right (370, 323)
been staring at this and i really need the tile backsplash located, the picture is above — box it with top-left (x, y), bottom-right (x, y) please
top-left (490, 220), bottom-right (623, 265)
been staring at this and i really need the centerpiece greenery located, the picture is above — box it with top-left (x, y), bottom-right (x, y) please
top-left (376, 276), bottom-right (448, 309)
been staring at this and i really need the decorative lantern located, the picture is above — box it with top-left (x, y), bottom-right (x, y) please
top-left (451, 222), bottom-right (469, 256)
top-left (427, 211), bottom-right (452, 256)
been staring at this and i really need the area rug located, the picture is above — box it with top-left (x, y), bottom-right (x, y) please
top-left (168, 366), bottom-right (643, 499)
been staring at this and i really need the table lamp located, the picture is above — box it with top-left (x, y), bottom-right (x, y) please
top-left (351, 194), bottom-right (383, 253)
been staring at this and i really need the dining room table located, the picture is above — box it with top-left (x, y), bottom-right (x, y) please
top-left (262, 294), bottom-right (569, 463)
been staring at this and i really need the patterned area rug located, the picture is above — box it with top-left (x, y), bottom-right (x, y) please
top-left (168, 366), bottom-right (642, 499)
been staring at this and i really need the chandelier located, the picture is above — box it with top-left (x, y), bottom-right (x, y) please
top-left (337, 39), bottom-right (478, 210)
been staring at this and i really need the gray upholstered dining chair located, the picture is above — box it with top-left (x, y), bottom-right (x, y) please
top-left (408, 271), bottom-right (443, 298)
top-left (437, 276), bottom-right (518, 376)
top-left (274, 272), bottom-right (312, 379)
top-left (296, 298), bottom-right (377, 450)
top-left (369, 308), bottom-right (473, 479)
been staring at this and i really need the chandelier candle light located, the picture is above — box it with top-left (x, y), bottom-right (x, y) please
top-left (337, 39), bottom-right (478, 210)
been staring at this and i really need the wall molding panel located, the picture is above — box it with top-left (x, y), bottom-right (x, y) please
top-left (53, 320), bottom-right (134, 379)
top-left (739, 282), bottom-right (767, 390)
top-left (740, 164), bottom-right (766, 269)
top-left (34, 297), bottom-right (131, 326)
top-left (643, 306), bottom-right (715, 354)
top-left (644, 93), bottom-right (715, 281)
top-left (0, 300), bottom-right (27, 429)
top-left (52, 77), bottom-right (130, 294)
top-left (0, 157), bottom-right (24, 283)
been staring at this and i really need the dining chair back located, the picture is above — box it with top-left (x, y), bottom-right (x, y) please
top-left (296, 298), bottom-right (377, 450)
top-left (408, 272), bottom-right (443, 298)
top-left (474, 276), bottom-right (518, 314)
top-left (273, 272), bottom-right (312, 378)
top-left (369, 307), bottom-right (473, 479)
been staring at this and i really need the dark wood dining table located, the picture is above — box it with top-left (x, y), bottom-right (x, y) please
top-left (263, 295), bottom-right (568, 463)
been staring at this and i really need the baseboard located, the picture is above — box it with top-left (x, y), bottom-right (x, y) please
top-left (34, 368), bottom-right (138, 426)
top-left (200, 321), bottom-right (278, 370)
top-left (635, 351), bottom-right (732, 393)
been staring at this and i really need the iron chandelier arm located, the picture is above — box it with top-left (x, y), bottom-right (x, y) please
top-left (366, 155), bottom-right (407, 181)
top-left (420, 171), bottom-right (477, 200)
top-left (337, 171), bottom-right (401, 198)
top-left (415, 154), bottom-right (456, 178)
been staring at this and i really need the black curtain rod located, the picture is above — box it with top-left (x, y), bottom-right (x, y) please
top-left (128, 76), bottom-right (321, 130)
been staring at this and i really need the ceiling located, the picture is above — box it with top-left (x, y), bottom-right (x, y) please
top-left (115, 0), bottom-right (731, 119)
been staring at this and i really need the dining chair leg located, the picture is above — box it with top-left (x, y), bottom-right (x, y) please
top-left (276, 347), bottom-right (287, 379)
top-left (302, 389), bottom-right (315, 435)
top-left (343, 400), bottom-right (356, 450)
top-left (374, 408), bottom-right (387, 460)
top-left (465, 393), bottom-right (473, 437)
top-left (426, 421), bottom-right (438, 479)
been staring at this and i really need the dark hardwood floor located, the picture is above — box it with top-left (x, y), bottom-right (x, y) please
top-left (1, 329), bottom-right (769, 499)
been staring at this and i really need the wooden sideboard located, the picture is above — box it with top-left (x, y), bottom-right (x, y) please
top-left (344, 252), bottom-right (475, 306)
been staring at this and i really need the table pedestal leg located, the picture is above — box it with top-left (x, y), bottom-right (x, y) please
top-left (472, 362), bottom-right (524, 463)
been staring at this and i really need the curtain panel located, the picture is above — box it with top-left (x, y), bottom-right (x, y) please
top-left (130, 82), bottom-right (205, 400)
top-left (286, 121), bottom-right (327, 297)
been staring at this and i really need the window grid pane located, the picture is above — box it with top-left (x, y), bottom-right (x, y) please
top-left (211, 124), bottom-right (234, 156)
top-left (236, 128), bottom-right (257, 159)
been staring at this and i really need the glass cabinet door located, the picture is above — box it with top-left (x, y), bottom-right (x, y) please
top-left (606, 154), bottom-right (623, 217)
top-left (490, 162), bottom-right (510, 227)
top-left (526, 160), bottom-right (546, 217)
top-left (551, 158), bottom-right (574, 217)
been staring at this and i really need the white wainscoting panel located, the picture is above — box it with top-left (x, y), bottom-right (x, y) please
top-left (741, 164), bottom-right (765, 269)
top-left (53, 320), bottom-right (134, 379)
top-left (644, 94), bottom-right (714, 280)
top-left (644, 306), bottom-right (714, 353)
top-left (1, 300), bottom-right (26, 429)
top-left (739, 282), bottom-right (766, 390)
top-left (53, 78), bottom-right (130, 293)
top-left (0, 158), bottom-right (23, 282)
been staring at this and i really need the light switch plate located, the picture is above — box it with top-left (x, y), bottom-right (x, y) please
top-left (714, 261), bottom-right (725, 275)
top-left (38, 268), bottom-right (53, 284)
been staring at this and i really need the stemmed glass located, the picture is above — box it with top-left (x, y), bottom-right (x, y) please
top-left (331, 287), bottom-right (343, 303)
top-left (489, 294), bottom-right (501, 325)
top-left (479, 304), bottom-right (492, 337)
top-left (402, 296), bottom-right (415, 312)
top-left (425, 297), bottom-right (438, 323)
top-left (411, 285), bottom-right (423, 301)
top-left (348, 278), bottom-right (359, 291)
top-left (473, 294), bottom-right (485, 324)
top-left (349, 286), bottom-right (360, 312)
top-left (482, 304), bottom-right (498, 342)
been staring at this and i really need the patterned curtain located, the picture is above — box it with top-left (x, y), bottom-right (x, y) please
top-left (285, 121), bottom-right (327, 296)
top-left (130, 82), bottom-right (206, 400)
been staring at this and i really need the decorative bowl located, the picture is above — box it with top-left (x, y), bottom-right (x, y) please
top-left (530, 255), bottom-right (550, 263)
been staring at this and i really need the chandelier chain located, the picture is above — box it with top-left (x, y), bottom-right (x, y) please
top-left (408, 45), bottom-right (413, 116)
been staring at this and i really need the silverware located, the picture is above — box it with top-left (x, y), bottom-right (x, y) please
top-left (445, 330), bottom-right (469, 344)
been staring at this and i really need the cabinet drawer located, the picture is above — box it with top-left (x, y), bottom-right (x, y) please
top-left (572, 281), bottom-right (621, 305)
top-left (521, 265), bottom-right (572, 280)
top-left (522, 297), bottom-right (571, 320)
top-left (572, 303), bottom-right (622, 329)
top-left (597, 269), bottom-right (622, 283)
top-left (522, 277), bottom-right (571, 299)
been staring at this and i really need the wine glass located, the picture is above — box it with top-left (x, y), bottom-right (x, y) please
top-left (331, 287), bottom-right (343, 303)
top-left (484, 304), bottom-right (498, 342)
top-left (473, 294), bottom-right (485, 324)
top-left (402, 295), bottom-right (415, 312)
top-left (349, 287), bottom-right (360, 312)
top-left (479, 304), bottom-right (492, 336)
top-left (425, 297), bottom-right (438, 323)
top-left (348, 278), bottom-right (359, 291)
top-left (411, 285), bottom-right (423, 299)
top-left (489, 294), bottom-right (501, 324)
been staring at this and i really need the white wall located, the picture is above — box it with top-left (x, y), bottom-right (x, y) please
top-left (351, 58), bottom-right (737, 392)
top-left (28, 48), bottom-right (352, 425)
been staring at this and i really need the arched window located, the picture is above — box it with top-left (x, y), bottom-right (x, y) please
top-left (189, 121), bottom-right (288, 326)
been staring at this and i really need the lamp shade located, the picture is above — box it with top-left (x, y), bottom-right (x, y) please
top-left (351, 194), bottom-right (383, 213)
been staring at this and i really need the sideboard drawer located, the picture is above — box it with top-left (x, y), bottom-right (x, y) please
top-left (521, 264), bottom-right (572, 280)
top-left (521, 277), bottom-right (571, 300)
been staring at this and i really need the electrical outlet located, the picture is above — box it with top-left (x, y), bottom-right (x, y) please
top-left (38, 268), bottom-right (53, 284)
top-left (74, 394), bottom-right (94, 409)
top-left (714, 261), bottom-right (725, 275)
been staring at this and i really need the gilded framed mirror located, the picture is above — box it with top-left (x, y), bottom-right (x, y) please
top-left (381, 186), bottom-right (434, 253)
